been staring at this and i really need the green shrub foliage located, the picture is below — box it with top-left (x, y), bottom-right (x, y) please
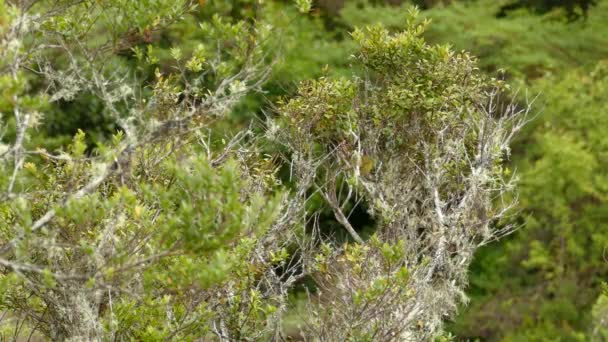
top-left (0, 1), bottom-right (529, 340)
top-left (275, 10), bottom-right (528, 339)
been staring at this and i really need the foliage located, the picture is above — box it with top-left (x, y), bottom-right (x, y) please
top-left (275, 11), bottom-right (528, 339)
top-left (0, 0), bottom-right (288, 340)
top-left (592, 283), bottom-right (608, 340)
top-left (2, 0), bottom-right (605, 340)
top-left (340, 0), bottom-right (608, 80)
top-left (451, 59), bottom-right (608, 341)
top-left (496, 0), bottom-right (598, 20)
top-left (0, 1), bottom-right (528, 340)
top-left (16, 0), bottom-right (357, 150)
top-left (325, 2), bottom-right (608, 338)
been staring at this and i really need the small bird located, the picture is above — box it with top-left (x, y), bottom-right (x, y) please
top-left (360, 155), bottom-right (375, 176)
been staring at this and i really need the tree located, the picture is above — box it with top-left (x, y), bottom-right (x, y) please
top-left (0, 1), bottom-right (285, 340)
top-left (274, 10), bottom-right (531, 339)
top-left (0, 1), bottom-right (528, 340)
